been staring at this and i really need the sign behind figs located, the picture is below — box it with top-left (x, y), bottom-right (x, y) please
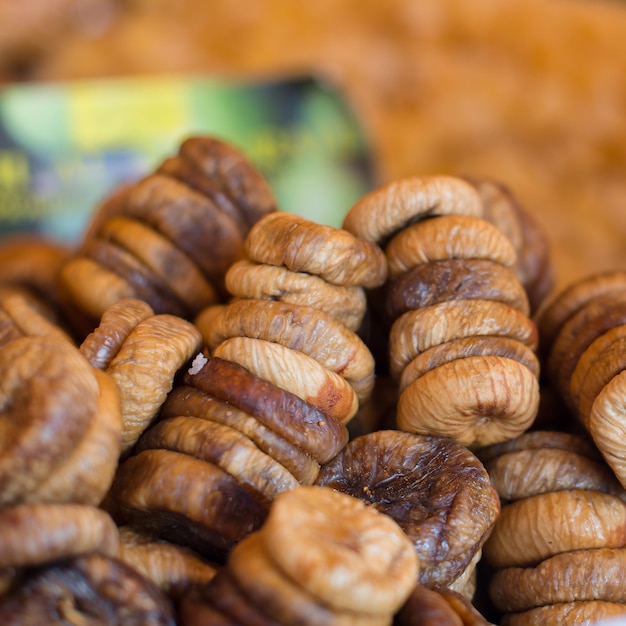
top-left (0, 75), bottom-right (375, 243)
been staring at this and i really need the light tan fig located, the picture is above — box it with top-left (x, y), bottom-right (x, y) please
top-left (342, 175), bottom-right (483, 244)
top-left (224, 259), bottom-right (367, 331)
top-left (384, 214), bottom-right (517, 279)
top-left (489, 548), bottom-right (626, 614)
top-left (245, 211), bottom-right (388, 289)
top-left (261, 486), bottom-right (418, 616)
top-left (483, 489), bottom-right (626, 569)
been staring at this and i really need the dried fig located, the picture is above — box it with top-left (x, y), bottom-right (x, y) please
top-left (117, 525), bottom-right (218, 601)
top-left (483, 489), bottom-right (626, 569)
top-left (500, 601), bottom-right (626, 626)
top-left (160, 385), bottom-right (321, 485)
top-left (315, 430), bottom-right (500, 588)
top-left (212, 336), bottom-right (359, 424)
top-left (384, 214), bottom-right (517, 279)
top-left (0, 335), bottom-right (100, 505)
top-left (395, 584), bottom-right (492, 626)
top-left (245, 211), bottom-right (388, 289)
top-left (112, 448), bottom-right (268, 562)
top-left (342, 175), bottom-right (483, 245)
top-left (489, 547), bottom-right (626, 614)
top-left (0, 553), bottom-right (175, 626)
top-left (184, 356), bottom-right (348, 465)
top-left (224, 260), bottom-right (367, 331)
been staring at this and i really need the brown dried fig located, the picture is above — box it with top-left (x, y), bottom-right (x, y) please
top-left (0, 553), bottom-right (175, 626)
top-left (395, 584), bottom-right (492, 626)
top-left (245, 211), bottom-right (388, 289)
top-left (315, 430), bottom-right (500, 589)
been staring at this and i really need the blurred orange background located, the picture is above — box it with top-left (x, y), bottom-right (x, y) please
top-left (1, 0), bottom-right (625, 293)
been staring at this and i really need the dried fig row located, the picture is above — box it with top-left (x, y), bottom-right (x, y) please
top-left (536, 272), bottom-right (626, 491)
top-left (57, 135), bottom-right (277, 338)
top-left (342, 174), bottom-right (546, 447)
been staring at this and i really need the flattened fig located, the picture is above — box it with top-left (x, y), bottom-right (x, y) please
top-left (316, 430), bottom-right (500, 588)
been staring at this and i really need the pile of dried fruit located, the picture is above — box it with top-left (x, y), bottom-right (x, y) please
top-left (0, 134), bottom-right (625, 625)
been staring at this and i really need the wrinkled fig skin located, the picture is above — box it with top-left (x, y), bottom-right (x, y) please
top-left (500, 601), bottom-right (626, 626)
top-left (0, 554), bottom-right (176, 626)
top-left (245, 212), bottom-right (389, 289)
top-left (184, 357), bottom-right (348, 464)
top-left (316, 430), bottom-right (500, 588)
top-left (489, 547), bottom-right (626, 614)
top-left (385, 258), bottom-right (530, 320)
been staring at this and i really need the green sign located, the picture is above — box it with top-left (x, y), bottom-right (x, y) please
top-left (0, 75), bottom-right (374, 242)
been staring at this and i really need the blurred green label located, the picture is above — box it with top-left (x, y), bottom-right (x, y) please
top-left (0, 75), bottom-right (374, 242)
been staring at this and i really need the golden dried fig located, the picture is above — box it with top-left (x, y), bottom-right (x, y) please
top-left (245, 211), bottom-right (388, 289)
top-left (489, 547), bottom-right (626, 614)
top-left (483, 489), bottom-right (626, 569)
top-left (224, 259), bottom-right (367, 331)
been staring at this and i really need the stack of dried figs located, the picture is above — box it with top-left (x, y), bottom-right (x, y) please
top-left (1, 133), bottom-right (625, 625)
